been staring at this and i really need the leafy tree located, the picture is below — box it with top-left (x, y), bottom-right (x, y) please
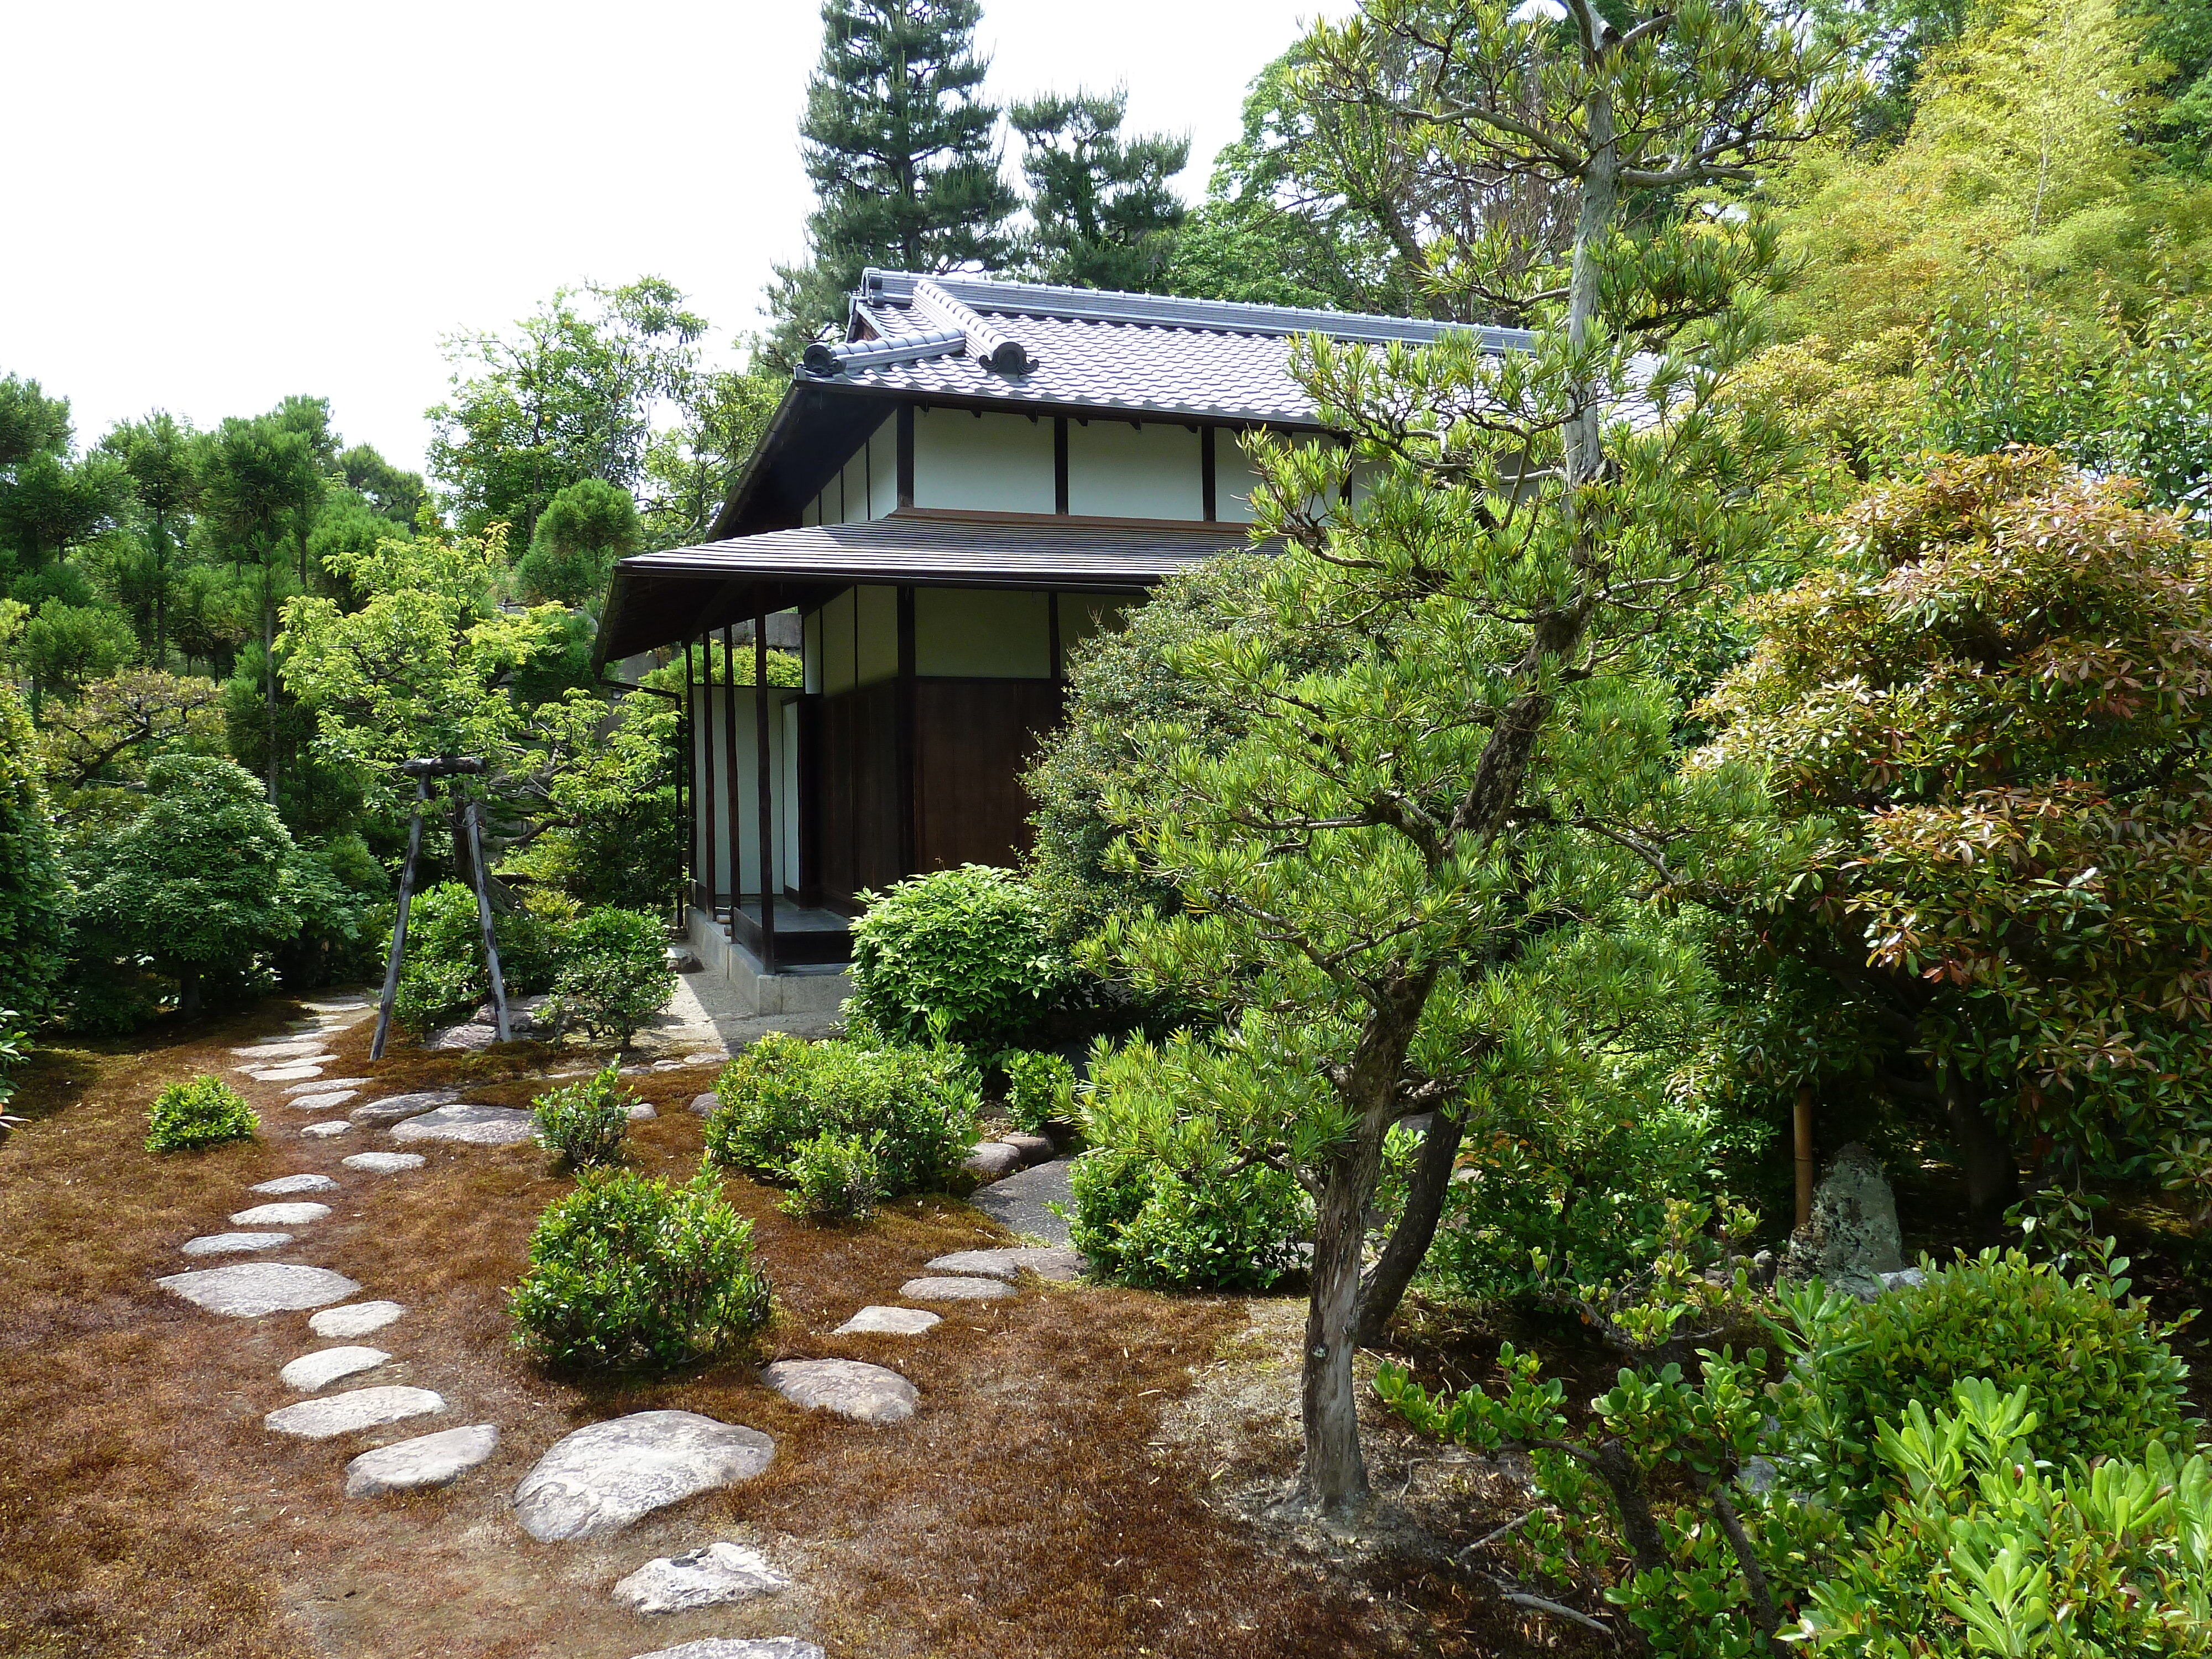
top-left (0, 450), bottom-right (133, 572)
top-left (1011, 88), bottom-right (1189, 291)
top-left (19, 602), bottom-right (137, 696)
top-left (32, 670), bottom-right (226, 815)
top-left (0, 680), bottom-right (70, 1030)
top-left (338, 441), bottom-right (429, 525)
top-left (765, 0), bottom-right (1015, 366)
top-left (516, 477), bottom-right (639, 607)
top-left (0, 374), bottom-right (71, 468)
top-left (97, 411), bottom-right (201, 665)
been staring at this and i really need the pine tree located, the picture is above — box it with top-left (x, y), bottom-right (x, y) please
top-left (766, 0), bottom-right (1016, 367)
top-left (1011, 88), bottom-right (1190, 291)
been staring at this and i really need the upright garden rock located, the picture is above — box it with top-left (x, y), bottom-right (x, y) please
top-left (1785, 1141), bottom-right (1906, 1295)
top-left (512, 1411), bottom-right (775, 1542)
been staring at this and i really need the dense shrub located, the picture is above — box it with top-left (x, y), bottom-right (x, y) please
top-left (145, 1075), bottom-right (258, 1151)
top-left (0, 681), bottom-right (68, 1031)
top-left (1000, 1048), bottom-right (1076, 1133)
top-left (531, 1063), bottom-right (634, 1169)
top-left (846, 865), bottom-right (1080, 1051)
top-left (544, 907), bottom-right (674, 1046)
top-left (780, 1131), bottom-right (886, 1222)
top-left (508, 1166), bottom-right (771, 1371)
top-left (704, 1032), bottom-right (978, 1196)
top-left (1069, 1146), bottom-right (1307, 1291)
top-left (388, 883), bottom-right (571, 1031)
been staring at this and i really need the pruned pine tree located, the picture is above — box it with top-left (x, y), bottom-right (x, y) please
top-left (1087, 0), bottom-right (1859, 1515)
top-left (1011, 88), bottom-right (1190, 292)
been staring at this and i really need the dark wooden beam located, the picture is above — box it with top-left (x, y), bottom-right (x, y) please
top-left (896, 404), bottom-right (915, 508)
top-left (1201, 426), bottom-right (1217, 523)
top-left (1055, 416), bottom-right (1070, 515)
top-left (721, 624), bottom-right (742, 941)
top-left (697, 632), bottom-right (717, 916)
top-left (755, 596), bottom-right (778, 974)
top-left (896, 585), bottom-right (916, 874)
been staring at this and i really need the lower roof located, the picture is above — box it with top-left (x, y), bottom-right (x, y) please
top-left (595, 512), bottom-right (1264, 663)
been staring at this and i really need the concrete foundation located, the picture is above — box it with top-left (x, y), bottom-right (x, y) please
top-left (687, 907), bottom-right (851, 1017)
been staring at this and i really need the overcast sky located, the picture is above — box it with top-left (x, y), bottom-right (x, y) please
top-left (2, 0), bottom-right (1321, 474)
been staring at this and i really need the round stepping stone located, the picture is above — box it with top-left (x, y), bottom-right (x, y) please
top-left (1001, 1131), bottom-right (1056, 1162)
top-left (311, 1300), bottom-right (404, 1338)
top-left (349, 1090), bottom-right (457, 1125)
top-left (612, 1542), bottom-right (790, 1613)
top-left (159, 1262), bottom-right (361, 1316)
top-left (962, 1141), bottom-right (1022, 1180)
top-left (265, 1385), bottom-right (444, 1439)
top-left (303, 997), bottom-right (370, 1012)
top-left (925, 1246), bottom-right (1084, 1283)
top-left (391, 1103), bottom-right (536, 1146)
top-left (181, 1231), bottom-right (293, 1256)
top-left (252, 1173), bottom-right (340, 1196)
top-left (229, 1202), bottom-right (331, 1227)
top-left (302, 1121), bottom-right (352, 1139)
top-left (512, 1410), bottom-right (775, 1542)
top-left (345, 1423), bottom-right (500, 1498)
top-left (231, 1038), bottom-right (332, 1059)
top-left (288, 1075), bottom-right (369, 1094)
top-left (898, 1275), bottom-right (1015, 1302)
top-left (629, 1640), bottom-right (823, 1659)
top-left (832, 1306), bottom-right (940, 1337)
top-left (280, 1345), bottom-right (390, 1391)
top-left (250, 1063), bottom-right (330, 1082)
top-left (288, 1089), bottom-right (359, 1113)
top-left (763, 1358), bottom-right (917, 1425)
top-left (342, 1151), bottom-right (424, 1173)
top-left (626, 1102), bottom-right (658, 1121)
top-left (688, 1092), bottom-right (719, 1117)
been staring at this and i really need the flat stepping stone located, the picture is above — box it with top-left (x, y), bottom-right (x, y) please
top-left (965, 1157), bottom-right (1074, 1245)
top-left (181, 1231), bottom-right (292, 1256)
top-left (349, 1089), bottom-right (458, 1125)
top-left (346, 1422), bottom-right (500, 1498)
top-left (763, 1358), bottom-right (917, 1424)
top-left (612, 1542), bottom-right (790, 1613)
top-left (1001, 1131), bottom-right (1056, 1162)
top-left (925, 1246), bottom-right (1084, 1283)
top-left (252, 1173), bottom-right (339, 1195)
top-left (512, 1410), bottom-right (775, 1542)
top-left (898, 1275), bottom-right (1015, 1302)
top-left (303, 997), bottom-right (370, 1012)
top-left (630, 1641), bottom-right (823, 1659)
top-left (265, 1385), bottom-right (444, 1439)
top-left (288, 1089), bottom-right (359, 1112)
top-left (229, 1202), bottom-right (331, 1226)
top-left (301, 1121), bottom-right (352, 1139)
top-left (288, 1075), bottom-right (369, 1094)
top-left (392, 1104), bottom-right (536, 1146)
top-left (688, 1092), bottom-right (720, 1117)
top-left (231, 1038), bottom-right (332, 1059)
top-left (280, 1345), bottom-right (390, 1390)
top-left (833, 1306), bottom-right (940, 1337)
top-left (248, 1063), bottom-right (329, 1082)
top-left (343, 1151), bottom-right (424, 1173)
top-left (963, 1141), bottom-right (1022, 1180)
top-left (311, 1300), bottom-right (404, 1338)
top-left (159, 1262), bottom-right (361, 1317)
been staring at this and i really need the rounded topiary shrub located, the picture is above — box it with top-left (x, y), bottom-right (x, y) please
top-left (846, 865), bottom-right (1079, 1051)
top-left (1001, 1048), bottom-right (1076, 1133)
top-left (145, 1075), bottom-right (259, 1152)
top-left (780, 1130), bottom-right (886, 1222)
top-left (705, 1031), bottom-right (978, 1196)
top-left (1068, 1147), bottom-right (1307, 1292)
top-left (531, 1062), bottom-right (634, 1170)
top-left (546, 907), bottom-right (675, 1047)
top-left (508, 1166), bottom-right (771, 1371)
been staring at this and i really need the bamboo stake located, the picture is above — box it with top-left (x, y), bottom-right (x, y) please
top-left (370, 777), bottom-right (429, 1061)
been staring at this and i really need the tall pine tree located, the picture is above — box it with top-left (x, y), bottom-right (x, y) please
top-left (1011, 88), bottom-right (1190, 292)
top-left (766, 0), bottom-right (1016, 367)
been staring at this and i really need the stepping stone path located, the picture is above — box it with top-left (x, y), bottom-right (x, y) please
top-left (833, 1306), bottom-right (940, 1337)
top-left (349, 1090), bottom-right (458, 1125)
top-left (512, 1410), bottom-right (775, 1542)
top-left (631, 1640), bottom-right (823, 1659)
top-left (612, 1542), bottom-right (790, 1613)
top-left (251, 1063), bottom-right (333, 1082)
top-left (302, 1121), bottom-right (352, 1139)
top-left (763, 1359), bottom-right (917, 1425)
top-left (232, 1039), bottom-right (332, 1060)
top-left (345, 1423), bottom-right (500, 1498)
top-left (288, 1090), bottom-right (359, 1112)
top-left (229, 1202), bottom-right (331, 1227)
top-left (265, 1385), bottom-right (445, 1440)
top-left (926, 1246), bottom-right (1083, 1283)
top-left (289, 1076), bottom-right (369, 1094)
top-left (342, 1151), bottom-right (424, 1173)
top-left (965, 1157), bottom-right (1076, 1244)
top-left (311, 1300), bottom-right (404, 1338)
top-left (280, 1345), bottom-right (389, 1390)
top-left (391, 1104), bottom-right (536, 1146)
top-left (252, 1173), bottom-right (339, 1195)
top-left (159, 1262), bottom-right (361, 1316)
top-left (898, 1275), bottom-right (1014, 1302)
top-left (181, 1231), bottom-right (292, 1256)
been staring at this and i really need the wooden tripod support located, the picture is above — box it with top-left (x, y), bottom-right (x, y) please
top-left (370, 757), bottom-right (509, 1061)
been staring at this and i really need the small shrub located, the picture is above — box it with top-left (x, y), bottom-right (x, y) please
top-left (545, 907), bottom-right (674, 1047)
top-left (508, 1166), bottom-right (771, 1371)
top-left (1069, 1146), bottom-right (1307, 1291)
top-left (389, 883), bottom-right (571, 1032)
top-left (1001, 1048), bottom-right (1076, 1133)
top-left (780, 1130), bottom-right (885, 1221)
top-left (846, 864), bottom-right (1080, 1050)
top-left (145, 1075), bottom-right (258, 1151)
top-left (704, 1032), bottom-right (978, 1196)
top-left (532, 1063), bottom-right (634, 1169)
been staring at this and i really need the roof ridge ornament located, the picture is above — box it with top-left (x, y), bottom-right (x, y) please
top-left (910, 278), bottom-right (1033, 375)
top-left (800, 326), bottom-right (967, 378)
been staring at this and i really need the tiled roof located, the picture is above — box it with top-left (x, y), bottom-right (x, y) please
top-left (795, 270), bottom-right (1533, 425)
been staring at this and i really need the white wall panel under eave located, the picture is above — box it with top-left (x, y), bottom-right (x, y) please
top-left (912, 407), bottom-right (1055, 514)
top-left (692, 686), bottom-right (797, 898)
top-left (820, 588), bottom-right (855, 695)
top-left (856, 584), bottom-right (899, 685)
top-left (867, 413), bottom-right (898, 518)
top-left (803, 608), bottom-right (823, 694)
top-left (915, 588), bottom-right (1051, 678)
top-left (1215, 432), bottom-right (1265, 525)
top-left (1070, 419), bottom-right (1203, 520)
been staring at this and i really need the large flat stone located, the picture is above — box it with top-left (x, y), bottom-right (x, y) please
top-left (391, 1104), bottom-right (536, 1146)
top-left (248, 1063), bottom-right (331, 1082)
top-left (342, 1151), bottom-right (424, 1173)
top-left (252, 1173), bottom-right (339, 1195)
top-left (629, 1641), bottom-right (823, 1659)
top-left (964, 1157), bottom-right (1074, 1244)
top-left (898, 1275), bottom-right (1015, 1303)
top-left (925, 1246), bottom-right (1083, 1283)
top-left (963, 1141), bottom-right (1022, 1180)
top-left (180, 1231), bottom-right (293, 1256)
top-left (512, 1410), bottom-right (775, 1542)
top-left (231, 1038), bottom-right (332, 1059)
top-left (612, 1542), bottom-right (791, 1613)
top-left (349, 1089), bottom-right (458, 1125)
top-left (345, 1423), bottom-right (500, 1498)
top-left (265, 1385), bottom-right (444, 1439)
top-left (301, 1121), bottom-right (352, 1139)
top-left (280, 1345), bottom-right (390, 1390)
top-left (763, 1358), bottom-right (916, 1424)
top-left (288, 1075), bottom-right (369, 1094)
top-left (832, 1306), bottom-right (940, 1337)
top-left (311, 1300), bottom-right (404, 1338)
top-left (230, 1202), bottom-right (331, 1227)
top-left (158, 1262), bottom-right (361, 1317)
top-left (287, 1089), bottom-right (359, 1113)
top-left (302, 997), bottom-right (371, 1013)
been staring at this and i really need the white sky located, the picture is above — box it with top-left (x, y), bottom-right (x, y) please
top-left (2, 0), bottom-right (1323, 476)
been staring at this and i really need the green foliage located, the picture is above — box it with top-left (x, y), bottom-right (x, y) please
top-left (0, 680), bottom-right (69, 1029)
top-left (514, 477), bottom-right (639, 608)
top-left (704, 1031), bottom-right (979, 1196)
top-left (1000, 1048), bottom-right (1076, 1133)
top-left (1011, 87), bottom-right (1189, 291)
top-left (531, 1062), bottom-right (635, 1170)
top-left (847, 864), bottom-right (1082, 1051)
top-left (0, 1006), bottom-right (28, 1112)
top-left (20, 600), bottom-right (137, 693)
top-left (517, 686), bottom-right (682, 912)
top-left (389, 882), bottom-right (564, 1031)
top-left (544, 907), bottom-right (674, 1047)
top-left (779, 1130), bottom-right (886, 1222)
top-left (144, 1075), bottom-right (258, 1152)
top-left (507, 1166), bottom-right (771, 1372)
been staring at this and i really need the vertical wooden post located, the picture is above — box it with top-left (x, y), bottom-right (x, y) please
top-left (721, 624), bottom-right (743, 942)
top-left (465, 800), bottom-right (512, 1043)
top-left (755, 598), bottom-right (778, 974)
top-left (679, 639), bottom-right (695, 926)
top-left (697, 631), bottom-right (717, 919)
top-left (1794, 1087), bottom-right (1817, 1230)
top-left (371, 778), bottom-right (430, 1061)
top-left (895, 585), bottom-right (916, 875)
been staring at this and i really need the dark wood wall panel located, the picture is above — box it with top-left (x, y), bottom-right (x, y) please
top-left (913, 679), bottom-right (1064, 872)
top-left (817, 681), bottom-right (901, 904)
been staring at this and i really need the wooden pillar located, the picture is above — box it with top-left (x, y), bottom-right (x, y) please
top-left (896, 585), bottom-right (916, 875)
top-left (754, 598), bottom-right (778, 973)
top-left (721, 623), bottom-right (742, 941)
top-left (1794, 1088), bottom-right (1817, 1230)
top-left (681, 638), bottom-right (696, 922)
top-left (696, 632), bottom-right (717, 917)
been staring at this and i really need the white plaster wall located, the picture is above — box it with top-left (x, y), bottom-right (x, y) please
top-left (803, 608), bottom-right (823, 694)
top-left (856, 583), bottom-right (898, 685)
top-left (1068, 420), bottom-right (1203, 519)
top-left (692, 686), bottom-right (797, 898)
top-left (819, 588), bottom-right (855, 695)
top-left (915, 588), bottom-right (1051, 678)
top-left (1215, 433), bottom-right (1265, 525)
top-left (913, 407), bottom-right (1055, 513)
top-left (866, 414), bottom-right (898, 518)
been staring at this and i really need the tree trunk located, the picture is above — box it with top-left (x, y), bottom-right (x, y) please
top-left (178, 967), bottom-right (201, 1022)
top-left (262, 587), bottom-right (279, 806)
top-left (1354, 1105), bottom-right (1466, 1347)
top-left (1303, 1137), bottom-right (1381, 1515)
top-left (1943, 1067), bottom-right (2018, 1228)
